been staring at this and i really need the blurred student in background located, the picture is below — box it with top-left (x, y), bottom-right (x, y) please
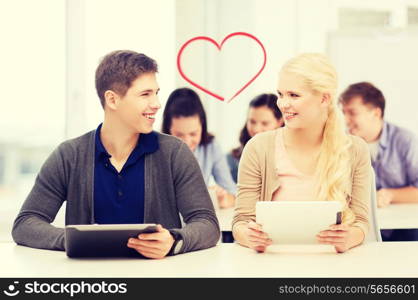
top-left (340, 82), bottom-right (418, 241)
top-left (162, 87), bottom-right (236, 208)
top-left (227, 93), bottom-right (284, 183)
top-left (233, 53), bottom-right (371, 253)
top-left (339, 82), bottom-right (418, 208)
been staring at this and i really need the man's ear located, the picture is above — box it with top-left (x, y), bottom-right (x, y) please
top-left (373, 107), bottom-right (383, 119)
top-left (104, 90), bottom-right (119, 110)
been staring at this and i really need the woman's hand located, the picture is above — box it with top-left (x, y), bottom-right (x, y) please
top-left (235, 221), bottom-right (272, 252)
top-left (316, 224), bottom-right (365, 253)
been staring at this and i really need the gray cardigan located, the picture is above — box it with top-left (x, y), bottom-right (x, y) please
top-left (12, 130), bottom-right (220, 254)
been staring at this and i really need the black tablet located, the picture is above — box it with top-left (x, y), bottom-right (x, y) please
top-left (65, 224), bottom-right (158, 258)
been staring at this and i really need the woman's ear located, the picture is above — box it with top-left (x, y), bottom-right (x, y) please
top-left (321, 93), bottom-right (331, 106)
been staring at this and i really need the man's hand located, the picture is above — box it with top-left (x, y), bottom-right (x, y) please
top-left (377, 188), bottom-right (394, 208)
top-left (127, 224), bottom-right (175, 259)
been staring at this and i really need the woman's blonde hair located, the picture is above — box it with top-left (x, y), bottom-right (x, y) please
top-left (281, 53), bottom-right (354, 223)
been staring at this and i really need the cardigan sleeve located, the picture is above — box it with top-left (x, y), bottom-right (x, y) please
top-left (12, 143), bottom-right (68, 250)
top-left (349, 136), bottom-right (372, 235)
top-left (232, 135), bottom-right (263, 231)
top-left (169, 142), bottom-right (220, 254)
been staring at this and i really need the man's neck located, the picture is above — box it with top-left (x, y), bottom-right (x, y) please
top-left (100, 117), bottom-right (139, 161)
top-left (365, 120), bottom-right (384, 143)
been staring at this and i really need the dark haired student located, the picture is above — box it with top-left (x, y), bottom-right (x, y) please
top-left (162, 88), bottom-right (236, 209)
top-left (12, 50), bottom-right (220, 258)
top-left (227, 93), bottom-right (284, 183)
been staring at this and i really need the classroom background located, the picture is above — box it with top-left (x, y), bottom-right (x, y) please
top-left (1, 0), bottom-right (418, 242)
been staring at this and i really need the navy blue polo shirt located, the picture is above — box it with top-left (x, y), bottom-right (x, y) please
top-left (94, 124), bottom-right (159, 224)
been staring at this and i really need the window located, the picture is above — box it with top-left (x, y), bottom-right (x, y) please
top-left (0, 0), bottom-right (66, 241)
top-left (338, 8), bottom-right (391, 29)
top-left (408, 6), bottom-right (418, 26)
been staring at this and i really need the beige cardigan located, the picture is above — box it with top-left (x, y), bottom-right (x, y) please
top-left (232, 128), bottom-right (371, 235)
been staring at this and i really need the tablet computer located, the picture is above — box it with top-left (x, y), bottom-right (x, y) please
top-left (65, 224), bottom-right (158, 258)
top-left (256, 201), bottom-right (342, 245)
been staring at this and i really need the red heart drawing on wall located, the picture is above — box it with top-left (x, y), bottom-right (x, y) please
top-left (177, 32), bottom-right (267, 103)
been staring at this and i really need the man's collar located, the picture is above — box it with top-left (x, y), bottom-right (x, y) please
top-left (379, 121), bottom-right (389, 149)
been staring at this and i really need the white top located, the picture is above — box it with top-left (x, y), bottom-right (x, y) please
top-left (1, 242), bottom-right (418, 277)
top-left (368, 140), bottom-right (380, 162)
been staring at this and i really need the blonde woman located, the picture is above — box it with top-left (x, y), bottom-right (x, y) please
top-left (232, 53), bottom-right (371, 253)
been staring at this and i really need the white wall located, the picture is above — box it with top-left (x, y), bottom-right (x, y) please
top-left (0, 0), bottom-right (66, 145)
top-left (328, 29), bottom-right (418, 136)
top-left (66, 0), bottom-right (176, 138)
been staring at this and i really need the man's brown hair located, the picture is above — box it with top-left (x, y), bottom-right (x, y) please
top-left (95, 50), bottom-right (158, 108)
top-left (339, 81), bottom-right (386, 118)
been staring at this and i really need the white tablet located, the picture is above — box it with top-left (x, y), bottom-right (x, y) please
top-left (65, 224), bottom-right (158, 258)
top-left (256, 201), bottom-right (342, 245)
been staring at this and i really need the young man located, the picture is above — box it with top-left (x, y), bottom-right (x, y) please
top-left (12, 50), bottom-right (220, 258)
top-left (340, 82), bottom-right (418, 208)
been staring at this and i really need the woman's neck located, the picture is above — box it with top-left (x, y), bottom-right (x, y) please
top-left (283, 122), bottom-right (325, 151)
